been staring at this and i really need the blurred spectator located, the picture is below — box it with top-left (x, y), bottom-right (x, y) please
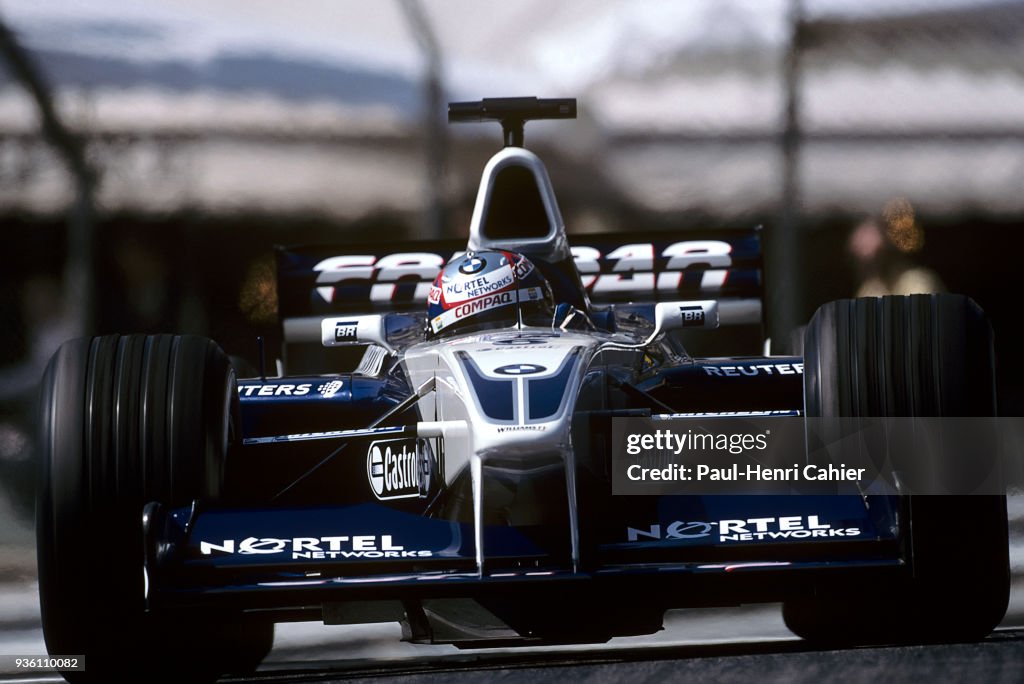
top-left (239, 254), bottom-right (279, 326)
top-left (848, 199), bottom-right (944, 298)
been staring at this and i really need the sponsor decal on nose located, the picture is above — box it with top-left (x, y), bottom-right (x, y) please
top-left (494, 363), bottom-right (547, 376)
top-left (367, 439), bottom-right (421, 500)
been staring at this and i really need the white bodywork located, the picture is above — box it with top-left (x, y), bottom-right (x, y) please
top-left (403, 326), bottom-right (638, 573)
top-left (403, 328), bottom-right (610, 481)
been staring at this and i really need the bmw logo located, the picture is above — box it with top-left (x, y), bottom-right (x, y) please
top-left (495, 363), bottom-right (547, 376)
top-left (459, 257), bottom-right (486, 275)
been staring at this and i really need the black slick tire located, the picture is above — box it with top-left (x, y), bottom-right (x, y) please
top-left (783, 294), bottom-right (1009, 644)
top-left (37, 335), bottom-right (273, 681)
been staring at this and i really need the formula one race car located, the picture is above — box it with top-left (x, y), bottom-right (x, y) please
top-left (37, 98), bottom-right (1009, 681)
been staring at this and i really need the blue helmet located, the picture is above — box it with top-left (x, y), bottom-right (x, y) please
top-left (427, 250), bottom-right (554, 337)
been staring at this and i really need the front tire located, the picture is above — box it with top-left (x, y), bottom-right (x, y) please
top-left (784, 294), bottom-right (1009, 644)
top-left (37, 335), bottom-right (272, 681)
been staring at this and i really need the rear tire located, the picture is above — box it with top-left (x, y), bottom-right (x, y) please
top-left (784, 294), bottom-right (1009, 644)
top-left (37, 335), bottom-right (273, 681)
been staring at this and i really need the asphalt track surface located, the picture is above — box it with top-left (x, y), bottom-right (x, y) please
top-left (237, 630), bottom-right (1024, 684)
top-left (2, 595), bottom-right (1023, 683)
top-left (2, 630), bottom-right (1022, 683)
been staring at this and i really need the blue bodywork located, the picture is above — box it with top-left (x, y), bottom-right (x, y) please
top-left (143, 359), bottom-right (910, 637)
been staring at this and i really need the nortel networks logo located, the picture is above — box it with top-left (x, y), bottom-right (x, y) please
top-left (367, 439), bottom-right (420, 500)
top-left (627, 515), bottom-right (862, 544)
top-left (199, 535), bottom-right (432, 560)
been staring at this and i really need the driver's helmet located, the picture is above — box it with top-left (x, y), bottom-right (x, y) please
top-left (427, 250), bottom-right (554, 337)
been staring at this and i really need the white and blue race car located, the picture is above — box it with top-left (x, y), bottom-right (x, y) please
top-left (37, 98), bottom-right (1008, 682)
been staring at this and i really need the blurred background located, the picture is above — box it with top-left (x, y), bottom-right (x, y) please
top-left (0, 0), bottom-right (1023, 663)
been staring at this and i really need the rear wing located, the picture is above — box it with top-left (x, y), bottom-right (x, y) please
top-left (276, 228), bottom-right (762, 341)
top-left (565, 229), bottom-right (762, 326)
